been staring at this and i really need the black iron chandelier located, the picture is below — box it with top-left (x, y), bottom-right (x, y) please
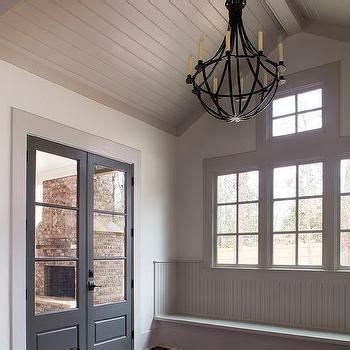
top-left (186, 0), bottom-right (286, 122)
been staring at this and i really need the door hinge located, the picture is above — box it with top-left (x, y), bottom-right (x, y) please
top-left (131, 279), bottom-right (134, 289)
top-left (26, 150), bottom-right (29, 163)
top-left (131, 330), bottom-right (134, 339)
top-left (131, 177), bottom-right (134, 186)
top-left (25, 289), bottom-right (28, 301)
top-left (131, 228), bottom-right (134, 238)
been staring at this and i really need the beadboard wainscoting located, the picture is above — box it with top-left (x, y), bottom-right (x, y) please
top-left (154, 261), bottom-right (350, 332)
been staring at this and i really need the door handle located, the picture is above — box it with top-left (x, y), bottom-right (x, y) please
top-left (87, 280), bottom-right (102, 291)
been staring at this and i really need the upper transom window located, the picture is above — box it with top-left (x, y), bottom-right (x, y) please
top-left (272, 88), bottom-right (323, 137)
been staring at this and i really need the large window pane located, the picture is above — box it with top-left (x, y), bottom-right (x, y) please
top-left (36, 151), bottom-right (77, 207)
top-left (298, 198), bottom-right (322, 231)
top-left (35, 206), bottom-right (77, 258)
top-left (273, 166), bottom-right (296, 199)
top-left (94, 260), bottom-right (125, 305)
top-left (273, 234), bottom-right (296, 265)
top-left (341, 195), bottom-right (350, 230)
top-left (340, 232), bottom-right (350, 267)
top-left (297, 110), bottom-right (322, 132)
top-left (238, 203), bottom-right (258, 233)
top-left (238, 171), bottom-right (259, 201)
top-left (217, 205), bottom-right (236, 233)
top-left (217, 236), bottom-right (236, 264)
top-left (216, 170), bottom-right (259, 265)
top-left (35, 261), bottom-right (77, 314)
top-left (273, 200), bottom-right (296, 231)
top-left (272, 95), bottom-right (295, 117)
top-left (341, 159), bottom-right (350, 193)
top-left (94, 213), bottom-right (125, 258)
top-left (297, 88), bottom-right (322, 112)
top-left (238, 235), bottom-right (258, 264)
top-left (94, 166), bottom-right (125, 213)
top-left (298, 233), bottom-right (322, 265)
top-left (272, 116), bottom-right (296, 137)
top-left (217, 174), bottom-right (237, 203)
top-left (298, 163), bottom-right (323, 196)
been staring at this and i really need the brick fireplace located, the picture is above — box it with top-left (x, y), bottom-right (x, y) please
top-left (35, 172), bottom-right (125, 314)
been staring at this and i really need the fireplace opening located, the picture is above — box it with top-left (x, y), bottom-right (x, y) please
top-left (44, 265), bottom-right (75, 298)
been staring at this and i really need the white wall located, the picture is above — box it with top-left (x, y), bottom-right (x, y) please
top-left (176, 32), bottom-right (350, 260)
top-left (0, 60), bottom-right (177, 349)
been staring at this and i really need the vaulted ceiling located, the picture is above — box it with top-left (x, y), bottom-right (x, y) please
top-left (0, 0), bottom-right (349, 135)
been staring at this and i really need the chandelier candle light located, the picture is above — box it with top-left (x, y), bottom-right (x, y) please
top-left (186, 0), bottom-right (286, 122)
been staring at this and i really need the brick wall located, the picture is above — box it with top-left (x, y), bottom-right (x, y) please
top-left (35, 173), bottom-right (125, 313)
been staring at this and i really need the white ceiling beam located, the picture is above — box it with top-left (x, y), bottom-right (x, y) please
top-left (265, 0), bottom-right (302, 36)
top-left (0, 0), bottom-right (22, 16)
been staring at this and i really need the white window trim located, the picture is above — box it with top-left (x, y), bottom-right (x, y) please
top-left (269, 158), bottom-right (324, 268)
top-left (204, 61), bottom-right (347, 271)
top-left (266, 83), bottom-right (325, 141)
top-left (214, 167), bottom-right (260, 267)
top-left (337, 152), bottom-right (350, 269)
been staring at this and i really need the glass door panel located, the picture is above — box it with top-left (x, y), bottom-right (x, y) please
top-left (93, 260), bottom-right (125, 304)
top-left (34, 150), bottom-right (79, 315)
top-left (93, 165), bottom-right (126, 306)
top-left (35, 261), bottom-right (77, 314)
top-left (35, 151), bottom-right (78, 207)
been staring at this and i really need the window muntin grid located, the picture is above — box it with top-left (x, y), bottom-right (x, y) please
top-left (272, 162), bottom-right (323, 266)
top-left (272, 88), bottom-right (323, 137)
top-left (216, 171), bottom-right (259, 265)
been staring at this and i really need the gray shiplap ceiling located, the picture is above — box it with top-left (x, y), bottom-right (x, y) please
top-left (0, 0), bottom-right (349, 135)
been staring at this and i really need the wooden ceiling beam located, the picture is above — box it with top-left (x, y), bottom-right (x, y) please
top-left (265, 0), bottom-right (302, 36)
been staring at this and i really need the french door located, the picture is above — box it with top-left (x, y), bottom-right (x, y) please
top-left (26, 136), bottom-right (133, 350)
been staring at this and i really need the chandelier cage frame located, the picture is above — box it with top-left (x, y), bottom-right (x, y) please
top-left (186, 0), bottom-right (286, 123)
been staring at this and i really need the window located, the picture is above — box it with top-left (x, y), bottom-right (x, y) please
top-left (272, 88), bottom-right (323, 137)
top-left (272, 162), bottom-right (323, 266)
top-left (340, 159), bottom-right (350, 267)
top-left (216, 171), bottom-right (259, 265)
top-left (205, 63), bottom-right (345, 270)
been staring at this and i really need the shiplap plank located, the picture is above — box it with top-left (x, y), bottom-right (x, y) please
top-left (2, 10), bottom-right (183, 120)
top-left (27, 0), bottom-right (194, 102)
top-left (28, 0), bottom-right (186, 88)
top-left (154, 262), bottom-right (350, 332)
top-left (105, 0), bottom-right (188, 61)
top-left (81, 0), bottom-right (186, 72)
top-left (15, 1), bottom-right (194, 112)
top-left (0, 18), bottom-right (182, 120)
top-left (57, 0), bottom-right (183, 80)
top-left (150, 0), bottom-right (219, 55)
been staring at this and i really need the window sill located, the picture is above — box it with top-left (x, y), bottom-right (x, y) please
top-left (210, 265), bottom-right (350, 273)
top-left (154, 314), bottom-right (350, 346)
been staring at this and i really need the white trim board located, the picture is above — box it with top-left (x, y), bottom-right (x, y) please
top-left (155, 314), bottom-right (350, 346)
top-left (11, 108), bottom-right (142, 350)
